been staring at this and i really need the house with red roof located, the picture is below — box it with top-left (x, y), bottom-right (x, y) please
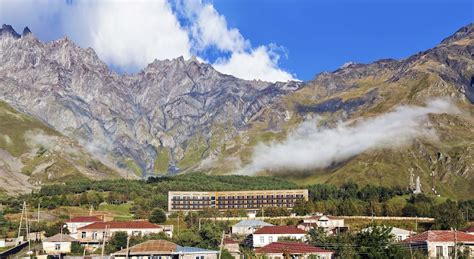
top-left (65, 215), bottom-right (103, 238)
top-left (401, 230), bottom-right (474, 258)
top-left (255, 242), bottom-right (334, 259)
top-left (297, 215), bottom-right (345, 234)
top-left (252, 226), bottom-right (306, 248)
top-left (223, 238), bottom-right (241, 259)
top-left (462, 225), bottom-right (474, 235)
top-left (76, 221), bottom-right (164, 248)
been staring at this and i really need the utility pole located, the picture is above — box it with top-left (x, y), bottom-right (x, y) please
top-left (218, 230), bottom-right (225, 259)
top-left (415, 216), bottom-right (418, 232)
top-left (101, 225), bottom-right (108, 259)
top-left (37, 202), bottom-right (40, 223)
top-left (17, 201), bottom-right (30, 250)
top-left (177, 213), bottom-right (180, 235)
top-left (454, 228), bottom-right (457, 258)
top-left (126, 236), bottom-right (130, 259)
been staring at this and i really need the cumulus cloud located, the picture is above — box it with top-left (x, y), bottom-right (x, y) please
top-left (0, 0), bottom-right (295, 82)
top-left (213, 45), bottom-right (295, 82)
top-left (75, 0), bottom-right (191, 70)
top-left (180, 0), bottom-right (248, 52)
top-left (178, 0), bottom-right (295, 82)
top-left (239, 99), bottom-right (459, 175)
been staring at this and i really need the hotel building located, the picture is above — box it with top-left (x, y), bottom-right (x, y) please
top-left (168, 189), bottom-right (308, 212)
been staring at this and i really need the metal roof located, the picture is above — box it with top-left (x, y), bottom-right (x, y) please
top-left (176, 246), bottom-right (219, 254)
top-left (232, 220), bottom-right (273, 228)
top-left (43, 233), bottom-right (78, 243)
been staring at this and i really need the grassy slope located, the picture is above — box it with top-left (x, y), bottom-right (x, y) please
top-left (0, 101), bottom-right (121, 194)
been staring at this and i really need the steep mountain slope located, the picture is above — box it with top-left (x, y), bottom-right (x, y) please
top-left (0, 24), bottom-right (300, 177)
top-left (0, 23), bottom-right (472, 199)
top-left (208, 24), bottom-right (474, 199)
top-left (0, 100), bottom-right (122, 195)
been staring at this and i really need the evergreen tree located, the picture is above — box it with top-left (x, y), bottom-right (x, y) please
top-left (149, 208), bottom-right (167, 223)
top-left (434, 200), bottom-right (467, 230)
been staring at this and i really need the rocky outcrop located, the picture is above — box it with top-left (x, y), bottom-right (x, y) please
top-left (0, 25), bottom-right (301, 176)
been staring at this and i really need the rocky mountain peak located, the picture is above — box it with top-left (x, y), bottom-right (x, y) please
top-left (0, 24), bottom-right (20, 38)
top-left (440, 23), bottom-right (474, 45)
top-left (22, 26), bottom-right (32, 37)
top-left (0, 27), bottom-right (301, 176)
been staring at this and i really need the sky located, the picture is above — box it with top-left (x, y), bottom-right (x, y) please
top-left (0, 0), bottom-right (472, 82)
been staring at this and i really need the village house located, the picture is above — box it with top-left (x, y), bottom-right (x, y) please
top-left (360, 226), bottom-right (415, 241)
top-left (65, 215), bottom-right (103, 238)
top-left (111, 239), bottom-right (219, 259)
top-left (77, 221), bottom-right (164, 248)
top-left (297, 215), bottom-right (345, 234)
top-left (42, 233), bottom-right (77, 255)
top-left (223, 238), bottom-right (241, 259)
top-left (231, 219), bottom-right (273, 235)
top-left (462, 225), bottom-right (474, 235)
top-left (401, 230), bottom-right (474, 258)
top-left (252, 226), bottom-right (306, 248)
top-left (255, 241), bottom-right (334, 259)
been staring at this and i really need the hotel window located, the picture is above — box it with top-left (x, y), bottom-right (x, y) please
top-left (436, 246), bottom-right (443, 257)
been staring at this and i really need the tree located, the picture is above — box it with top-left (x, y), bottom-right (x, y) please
top-left (356, 224), bottom-right (394, 258)
top-left (71, 242), bottom-right (85, 255)
top-left (292, 200), bottom-right (309, 216)
top-left (149, 208), bottom-right (167, 223)
top-left (0, 211), bottom-right (7, 237)
top-left (45, 221), bottom-right (69, 237)
top-left (198, 223), bottom-right (222, 249)
top-left (174, 230), bottom-right (201, 247)
top-left (109, 231), bottom-right (128, 251)
top-left (434, 200), bottom-right (467, 230)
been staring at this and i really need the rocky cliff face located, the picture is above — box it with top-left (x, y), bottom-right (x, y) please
top-left (0, 25), bottom-right (301, 176)
top-left (1, 22), bottom-right (472, 198)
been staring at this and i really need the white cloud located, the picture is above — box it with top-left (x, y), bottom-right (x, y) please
top-left (181, 1), bottom-right (249, 52)
top-left (0, 0), bottom-right (296, 82)
top-left (239, 98), bottom-right (459, 175)
top-left (213, 45), bottom-right (296, 82)
top-left (179, 0), bottom-right (296, 82)
top-left (67, 0), bottom-right (191, 71)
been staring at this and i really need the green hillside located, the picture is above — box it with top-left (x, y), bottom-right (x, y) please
top-left (0, 101), bottom-right (122, 195)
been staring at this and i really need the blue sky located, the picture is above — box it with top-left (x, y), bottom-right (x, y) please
top-left (0, 0), bottom-right (472, 82)
top-left (212, 0), bottom-right (473, 80)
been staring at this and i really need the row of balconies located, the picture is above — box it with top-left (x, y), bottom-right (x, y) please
top-left (171, 203), bottom-right (295, 209)
top-left (171, 194), bottom-right (305, 201)
top-left (172, 199), bottom-right (300, 205)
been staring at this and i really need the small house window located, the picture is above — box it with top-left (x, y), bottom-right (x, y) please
top-left (81, 232), bottom-right (86, 238)
top-left (195, 256), bottom-right (204, 259)
top-left (448, 246), bottom-right (455, 257)
top-left (260, 236), bottom-right (265, 243)
top-left (55, 244), bottom-right (61, 250)
top-left (92, 232), bottom-right (98, 240)
top-left (268, 236), bottom-right (273, 243)
top-left (436, 246), bottom-right (443, 257)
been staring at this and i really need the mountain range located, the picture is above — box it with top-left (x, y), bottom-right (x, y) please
top-left (0, 23), bottom-right (472, 198)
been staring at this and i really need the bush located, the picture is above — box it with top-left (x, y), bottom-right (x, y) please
top-left (149, 208), bottom-right (167, 223)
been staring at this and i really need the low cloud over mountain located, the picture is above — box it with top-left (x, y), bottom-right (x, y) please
top-left (240, 99), bottom-right (460, 175)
